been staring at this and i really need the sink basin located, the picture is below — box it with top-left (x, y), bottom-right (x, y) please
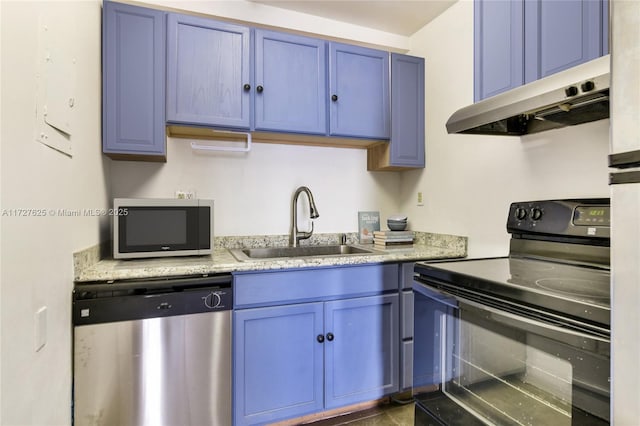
top-left (230, 244), bottom-right (380, 262)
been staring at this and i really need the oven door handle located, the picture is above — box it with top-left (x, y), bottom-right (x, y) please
top-left (455, 294), bottom-right (610, 354)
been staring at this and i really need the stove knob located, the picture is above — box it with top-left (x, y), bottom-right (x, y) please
top-left (581, 81), bottom-right (595, 92)
top-left (565, 86), bottom-right (579, 97)
top-left (515, 207), bottom-right (527, 220)
top-left (531, 208), bottom-right (543, 221)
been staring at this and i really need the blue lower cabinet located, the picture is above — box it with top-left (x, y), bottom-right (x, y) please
top-left (234, 294), bottom-right (400, 425)
top-left (234, 303), bottom-right (324, 426)
top-left (324, 294), bottom-right (399, 408)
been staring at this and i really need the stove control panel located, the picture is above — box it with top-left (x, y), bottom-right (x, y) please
top-left (573, 205), bottom-right (610, 226)
top-left (507, 199), bottom-right (610, 239)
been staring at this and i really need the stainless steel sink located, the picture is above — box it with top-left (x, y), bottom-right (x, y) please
top-left (229, 244), bottom-right (381, 262)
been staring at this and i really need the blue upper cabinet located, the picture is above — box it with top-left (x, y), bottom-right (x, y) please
top-left (102, 1), bottom-right (166, 160)
top-left (367, 53), bottom-right (425, 170)
top-left (254, 30), bottom-right (327, 135)
top-left (524, 0), bottom-right (609, 83)
top-left (474, 0), bottom-right (525, 102)
top-left (390, 54), bottom-right (425, 168)
top-left (475, 0), bottom-right (609, 102)
top-left (166, 14), bottom-right (251, 129)
top-left (329, 43), bottom-right (390, 139)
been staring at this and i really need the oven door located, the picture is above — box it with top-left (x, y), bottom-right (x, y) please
top-left (413, 280), bottom-right (610, 426)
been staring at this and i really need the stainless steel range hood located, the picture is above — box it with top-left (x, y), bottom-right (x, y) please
top-left (446, 55), bottom-right (610, 136)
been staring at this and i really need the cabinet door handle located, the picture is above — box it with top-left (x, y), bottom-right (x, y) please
top-left (256, 85), bottom-right (264, 93)
top-left (243, 83), bottom-right (251, 91)
top-left (326, 332), bottom-right (334, 341)
top-left (317, 334), bottom-right (325, 343)
top-left (331, 94), bottom-right (338, 102)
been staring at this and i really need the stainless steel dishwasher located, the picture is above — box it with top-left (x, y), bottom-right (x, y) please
top-left (73, 274), bottom-right (232, 426)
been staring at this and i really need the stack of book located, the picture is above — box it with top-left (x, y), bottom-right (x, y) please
top-left (373, 230), bottom-right (414, 248)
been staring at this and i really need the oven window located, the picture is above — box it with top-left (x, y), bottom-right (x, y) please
top-left (126, 209), bottom-right (187, 246)
top-left (444, 316), bottom-right (572, 425)
top-left (437, 307), bottom-right (609, 425)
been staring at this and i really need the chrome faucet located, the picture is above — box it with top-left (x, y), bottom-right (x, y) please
top-left (290, 186), bottom-right (319, 247)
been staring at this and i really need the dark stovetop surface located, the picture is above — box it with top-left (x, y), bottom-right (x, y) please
top-left (414, 256), bottom-right (610, 327)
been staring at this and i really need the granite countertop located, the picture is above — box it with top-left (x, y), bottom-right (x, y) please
top-left (74, 232), bottom-right (467, 283)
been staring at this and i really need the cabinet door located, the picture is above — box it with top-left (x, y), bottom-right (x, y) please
top-left (329, 43), bottom-right (390, 139)
top-left (324, 294), bottom-right (399, 408)
top-left (390, 54), bottom-right (425, 168)
top-left (474, 0), bottom-right (524, 102)
top-left (234, 303), bottom-right (324, 426)
top-left (524, 0), bottom-right (608, 83)
top-left (255, 30), bottom-right (327, 135)
top-left (102, 2), bottom-right (166, 159)
top-left (166, 14), bottom-right (251, 129)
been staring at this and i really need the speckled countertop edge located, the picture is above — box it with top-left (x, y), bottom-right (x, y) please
top-left (74, 231), bottom-right (467, 283)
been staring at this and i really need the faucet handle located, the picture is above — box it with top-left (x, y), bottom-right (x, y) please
top-left (297, 221), bottom-right (314, 243)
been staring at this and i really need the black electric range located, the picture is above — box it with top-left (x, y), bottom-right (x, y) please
top-left (415, 255), bottom-right (610, 331)
top-left (416, 198), bottom-right (610, 329)
top-left (413, 199), bottom-right (611, 426)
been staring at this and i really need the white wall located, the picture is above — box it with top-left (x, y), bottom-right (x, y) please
top-left (0, 1), bottom-right (109, 424)
top-left (135, 0), bottom-right (411, 52)
top-left (111, 139), bottom-right (402, 237)
top-left (399, 0), bottom-right (611, 258)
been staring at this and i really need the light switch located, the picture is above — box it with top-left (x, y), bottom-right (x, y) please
top-left (35, 306), bottom-right (47, 352)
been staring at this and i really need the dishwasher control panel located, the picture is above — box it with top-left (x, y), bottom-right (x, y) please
top-left (73, 276), bottom-right (232, 326)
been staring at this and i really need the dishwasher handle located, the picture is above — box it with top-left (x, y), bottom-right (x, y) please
top-left (74, 274), bottom-right (232, 295)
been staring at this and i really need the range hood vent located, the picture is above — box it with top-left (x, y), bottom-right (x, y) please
top-left (446, 55), bottom-right (610, 136)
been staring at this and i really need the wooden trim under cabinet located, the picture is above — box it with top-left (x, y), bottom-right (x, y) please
top-left (271, 397), bottom-right (391, 426)
top-left (167, 125), bottom-right (386, 149)
top-left (367, 142), bottom-right (421, 171)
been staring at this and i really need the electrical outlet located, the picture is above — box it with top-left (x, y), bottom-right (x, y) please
top-left (176, 190), bottom-right (196, 200)
top-left (417, 191), bottom-right (424, 206)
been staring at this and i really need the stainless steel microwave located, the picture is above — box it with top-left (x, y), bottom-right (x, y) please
top-left (113, 198), bottom-right (214, 259)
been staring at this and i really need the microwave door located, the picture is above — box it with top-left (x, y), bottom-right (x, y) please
top-left (114, 203), bottom-right (212, 259)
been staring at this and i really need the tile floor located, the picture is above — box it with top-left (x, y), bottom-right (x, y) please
top-left (304, 401), bottom-right (415, 426)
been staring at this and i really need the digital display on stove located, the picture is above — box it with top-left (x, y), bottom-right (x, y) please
top-left (573, 206), bottom-right (610, 226)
